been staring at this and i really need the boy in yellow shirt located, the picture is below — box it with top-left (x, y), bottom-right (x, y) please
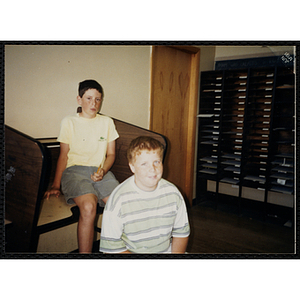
top-left (45, 80), bottom-right (119, 253)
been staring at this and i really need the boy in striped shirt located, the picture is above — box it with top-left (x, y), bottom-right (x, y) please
top-left (100, 136), bottom-right (190, 254)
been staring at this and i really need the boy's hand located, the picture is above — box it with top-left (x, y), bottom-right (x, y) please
top-left (91, 168), bottom-right (105, 182)
top-left (44, 187), bottom-right (61, 200)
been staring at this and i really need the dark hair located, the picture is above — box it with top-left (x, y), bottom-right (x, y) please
top-left (78, 80), bottom-right (104, 98)
top-left (127, 136), bottom-right (165, 163)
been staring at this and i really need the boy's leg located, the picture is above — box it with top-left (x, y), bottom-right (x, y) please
top-left (102, 196), bottom-right (109, 204)
top-left (73, 193), bottom-right (98, 253)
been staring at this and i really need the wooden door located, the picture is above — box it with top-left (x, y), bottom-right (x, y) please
top-left (150, 46), bottom-right (200, 206)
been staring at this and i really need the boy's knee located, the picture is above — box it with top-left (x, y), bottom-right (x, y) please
top-left (77, 195), bottom-right (98, 217)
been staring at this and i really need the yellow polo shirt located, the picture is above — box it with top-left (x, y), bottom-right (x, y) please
top-left (57, 113), bottom-right (119, 169)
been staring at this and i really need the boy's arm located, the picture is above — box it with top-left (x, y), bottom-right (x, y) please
top-left (44, 142), bottom-right (69, 199)
top-left (171, 195), bottom-right (190, 253)
top-left (92, 140), bottom-right (116, 181)
top-left (171, 236), bottom-right (189, 254)
top-left (102, 140), bottom-right (116, 174)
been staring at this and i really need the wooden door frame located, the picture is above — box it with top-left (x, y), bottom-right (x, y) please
top-left (150, 45), bottom-right (200, 205)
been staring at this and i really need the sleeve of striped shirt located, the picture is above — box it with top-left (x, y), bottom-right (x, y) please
top-left (171, 196), bottom-right (190, 237)
top-left (100, 209), bottom-right (127, 253)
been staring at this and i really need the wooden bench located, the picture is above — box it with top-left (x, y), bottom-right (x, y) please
top-left (5, 118), bottom-right (167, 253)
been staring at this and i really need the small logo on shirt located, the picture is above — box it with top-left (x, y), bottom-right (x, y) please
top-left (99, 137), bottom-right (106, 141)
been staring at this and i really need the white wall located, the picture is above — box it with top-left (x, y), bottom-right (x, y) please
top-left (5, 45), bottom-right (151, 138)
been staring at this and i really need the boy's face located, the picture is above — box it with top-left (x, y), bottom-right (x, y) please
top-left (77, 88), bottom-right (102, 118)
top-left (129, 149), bottom-right (163, 192)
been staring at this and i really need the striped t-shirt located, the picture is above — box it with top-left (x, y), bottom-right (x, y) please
top-left (100, 176), bottom-right (190, 254)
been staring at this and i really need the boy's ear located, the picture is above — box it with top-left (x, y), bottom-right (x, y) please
top-left (129, 163), bottom-right (135, 174)
top-left (77, 95), bottom-right (82, 105)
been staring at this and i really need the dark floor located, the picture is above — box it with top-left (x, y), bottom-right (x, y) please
top-left (186, 198), bottom-right (295, 254)
top-left (86, 197), bottom-right (295, 256)
top-left (5, 194), bottom-right (295, 256)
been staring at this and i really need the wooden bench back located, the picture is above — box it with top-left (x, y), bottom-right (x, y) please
top-left (5, 126), bottom-right (47, 251)
top-left (111, 118), bottom-right (167, 183)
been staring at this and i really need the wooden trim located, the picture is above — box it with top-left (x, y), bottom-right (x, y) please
top-left (149, 46), bottom-right (156, 130)
top-left (185, 49), bottom-right (200, 204)
top-left (169, 45), bottom-right (201, 54)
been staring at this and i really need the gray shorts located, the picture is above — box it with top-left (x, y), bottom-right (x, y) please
top-left (61, 166), bottom-right (119, 206)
